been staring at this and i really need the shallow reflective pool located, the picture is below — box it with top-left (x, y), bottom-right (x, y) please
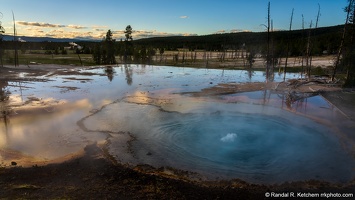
top-left (1, 65), bottom-right (354, 184)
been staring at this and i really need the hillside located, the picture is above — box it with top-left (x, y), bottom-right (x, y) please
top-left (1, 24), bottom-right (343, 48)
top-left (134, 25), bottom-right (344, 53)
top-left (1, 35), bottom-right (96, 43)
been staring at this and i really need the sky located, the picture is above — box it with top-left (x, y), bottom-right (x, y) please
top-left (0, 0), bottom-right (349, 40)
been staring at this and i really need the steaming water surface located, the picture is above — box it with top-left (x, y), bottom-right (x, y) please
top-left (83, 99), bottom-right (354, 183)
top-left (1, 65), bottom-right (354, 184)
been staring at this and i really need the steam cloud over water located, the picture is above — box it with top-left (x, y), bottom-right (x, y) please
top-left (220, 133), bottom-right (237, 142)
top-left (81, 99), bottom-right (355, 183)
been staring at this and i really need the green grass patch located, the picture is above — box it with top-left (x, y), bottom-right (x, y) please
top-left (2, 51), bottom-right (94, 66)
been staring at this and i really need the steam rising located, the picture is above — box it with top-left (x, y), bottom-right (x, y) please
top-left (220, 133), bottom-right (237, 142)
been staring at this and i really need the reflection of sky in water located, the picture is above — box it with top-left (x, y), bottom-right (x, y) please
top-left (5, 65), bottom-right (302, 105)
top-left (1, 65), bottom-right (354, 184)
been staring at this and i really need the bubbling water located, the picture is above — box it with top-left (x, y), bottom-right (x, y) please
top-left (83, 100), bottom-right (355, 184)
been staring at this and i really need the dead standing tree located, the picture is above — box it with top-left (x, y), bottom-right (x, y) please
top-left (266, 1), bottom-right (272, 82)
top-left (246, 49), bottom-right (256, 69)
top-left (332, 0), bottom-right (354, 82)
top-left (301, 14), bottom-right (305, 79)
top-left (304, 4), bottom-right (321, 81)
top-left (261, 2), bottom-right (273, 81)
top-left (283, 8), bottom-right (294, 81)
top-left (341, 0), bottom-right (355, 86)
top-left (268, 3), bottom-right (278, 81)
top-left (263, 2), bottom-right (278, 81)
top-left (308, 4), bottom-right (321, 80)
top-left (305, 21), bottom-right (313, 80)
top-left (0, 12), bottom-right (5, 67)
top-left (345, 0), bottom-right (355, 86)
top-left (12, 11), bottom-right (19, 67)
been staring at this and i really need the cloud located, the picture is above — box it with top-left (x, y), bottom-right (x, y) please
top-left (215, 30), bottom-right (226, 34)
top-left (230, 29), bottom-right (252, 33)
top-left (14, 23), bottom-right (198, 40)
top-left (180, 15), bottom-right (189, 19)
top-left (92, 25), bottom-right (108, 29)
top-left (17, 21), bottom-right (65, 28)
top-left (113, 29), bottom-right (197, 40)
top-left (17, 21), bottom-right (87, 29)
top-left (215, 29), bottom-right (252, 34)
top-left (67, 24), bottom-right (87, 29)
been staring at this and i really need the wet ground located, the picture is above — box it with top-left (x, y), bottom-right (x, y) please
top-left (0, 64), bottom-right (354, 198)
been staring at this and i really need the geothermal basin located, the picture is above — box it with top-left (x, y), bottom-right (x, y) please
top-left (1, 65), bottom-right (354, 184)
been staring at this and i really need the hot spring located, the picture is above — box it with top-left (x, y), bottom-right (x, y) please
top-left (82, 96), bottom-right (354, 184)
top-left (1, 65), bottom-right (354, 184)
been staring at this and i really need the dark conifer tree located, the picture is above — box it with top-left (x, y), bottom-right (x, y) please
top-left (124, 25), bottom-right (133, 62)
top-left (92, 29), bottom-right (116, 65)
top-left (103, 29), bottom-right (116, 64)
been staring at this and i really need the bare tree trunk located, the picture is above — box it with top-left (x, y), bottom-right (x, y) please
top-left (306, 21), bottom-right (313, 80)
top-left (203, 48), bottom-right (208, 68)
top-left (242, 49), bottom-right (246, 68)
top-left (0, 16), bottom-right (3, 68)
top-left (284, 8), bottom-right (294, 81)
top-left (309, 4), bottom-right (321, 77)
top-left (0, 52), bottom-right (2, 67)
top-left (0, 42), bottom-right (3, 67)
top-left (271, 19), bottom-right (275, 73)
top-left (77, 53), bottom-right (83, 66)
top-left (347, 2), bottom-right (355, 84)
top-left (12, 11), bottom-right (19, 67)
top-left (333, 0), bottom-right (353, 81)
top-left (266, 1), bottom-right (271, 82)
top-left (301, 14), bottom-right (305, 79)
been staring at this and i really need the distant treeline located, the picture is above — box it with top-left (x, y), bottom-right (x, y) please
top-left (134, 25), bottom-right (344, 56)
top-left (0, 25), bottom-right (344, 57)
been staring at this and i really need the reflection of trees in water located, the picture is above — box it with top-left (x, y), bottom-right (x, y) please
top-left (262, 89), bottom-right (272, 105)
top-left (278, 91), bottom-right (315, 111)
top-left (246, 69), bottom-right (254, 81)
top-left (124, 64), bottom-right (133, 85)
top-left (0, 108), bottom-right (9, 145)
top-left (0, 80), bottom-right (10, 102)
top-left (0, 80), bottom-right (11, 145)
top-left (263, 89), bottom-right (312, 111)
top-left (105, 66), bottom-right (114, 82)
